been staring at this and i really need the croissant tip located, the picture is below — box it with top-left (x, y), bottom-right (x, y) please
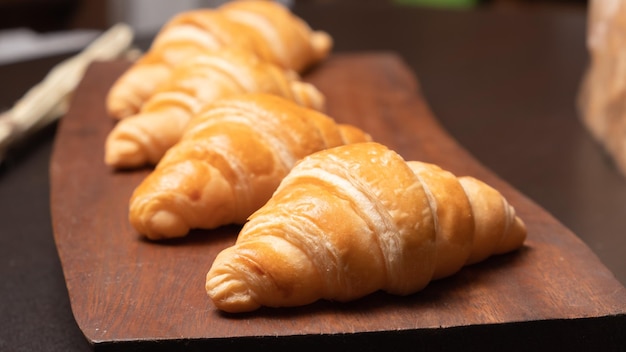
top-left (206, 272), bottom-right (259, 313)
top-left (105, 138), bottom-right (148, 169)
top-left (491, 213), bottom-right (527, 256)
top-left (106, 100), bottom-right (136, 120)
top-left (142, 209), bottom-right (190, 240)
top-left (312, 31), bottom-right (333, 59)
top-left (129, 193), bottom-right (190, 239)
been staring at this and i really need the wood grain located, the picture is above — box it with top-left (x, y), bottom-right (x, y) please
top-left (50, 53), bottom-right (626, 351)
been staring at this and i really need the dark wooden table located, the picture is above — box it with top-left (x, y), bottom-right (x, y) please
top-left (1, 2), bottom-right (624, 351)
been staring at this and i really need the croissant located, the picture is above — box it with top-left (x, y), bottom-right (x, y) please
top-left (129, 93), bottom-right (371, 240)
top-left (106, 0), bottom-right (332, 119)
top-left (105, 50), bottom-right (325, 169)
top-left (205, 142), bottom-right (527, 313)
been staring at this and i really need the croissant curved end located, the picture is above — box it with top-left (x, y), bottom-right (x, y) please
top-left (105, 137), bottom-right (149, 169)
top-left (129, 199), bottom-right (190, 240)
top-left (311, 31), bottom-right (333, 60)
top-left (106, 99), bottom-right (139, 120)
top-left (206, 268), bottom-right (260, 313)
top-left (106, 81), bottom-right (146, 120)
top-left (496, 215), bottom-right (527, 255)
top-left (148, 209), bottom-right (190, 239)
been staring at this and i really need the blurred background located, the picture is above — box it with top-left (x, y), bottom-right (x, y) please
top-left (0, 0), bottom-right (588, 33)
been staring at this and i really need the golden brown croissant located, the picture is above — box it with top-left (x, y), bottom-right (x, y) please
top-left (206, 142), bottom-right (527, 313)
top-left (106, 0), bottom-right (332, 120)
top-left (218, 0), bottom-right (332, 72)
top-left (105, 50), bottom-right (325, 169)
top-left (129, 93), bottom-right (371, 240)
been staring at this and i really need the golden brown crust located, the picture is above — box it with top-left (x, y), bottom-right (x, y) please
top-left (219, 0), bottom-right (333, 72)
top-left (129, 93), bottom-right (371, 240)
top-left (407, 161), bottom-right (475, 280)
top-left (104, 49), bottom-right (326, 169)
top-left (458, 176), bottom-right (526, 262)
top-left (106, 0), bottom-right (332, 120)
top-left (206, 142), bottom-right (527, 313)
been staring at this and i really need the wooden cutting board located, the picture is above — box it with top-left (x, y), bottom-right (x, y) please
top-left (50, 53), bottom-right (626, 351)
